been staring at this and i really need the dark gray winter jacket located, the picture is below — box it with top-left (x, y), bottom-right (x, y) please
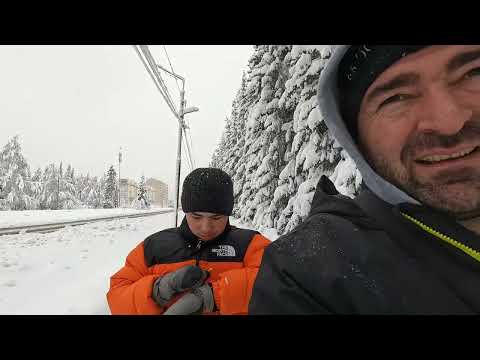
top-left (249, 176), bottom-right (480, 314)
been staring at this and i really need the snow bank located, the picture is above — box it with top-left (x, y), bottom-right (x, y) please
top-left (0, 206), bottom-right (170, 229)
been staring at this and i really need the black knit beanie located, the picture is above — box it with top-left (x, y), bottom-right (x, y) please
top-left (181, 168), bottom-right (234, 216)
top-left (337, 45), bottom-right (428, 141)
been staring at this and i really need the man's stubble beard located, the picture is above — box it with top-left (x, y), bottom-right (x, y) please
top-left (370, 154), bottom-right (480, 219)
top-left (360, 121), bottom-right (480, 219)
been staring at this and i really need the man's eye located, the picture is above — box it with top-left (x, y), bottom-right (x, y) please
top-left (464, 67), bottom-right (480, 80)
top-left (378, 94), bottom-right (411, 109)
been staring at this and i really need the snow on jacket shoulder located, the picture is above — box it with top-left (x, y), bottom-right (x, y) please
top-left (107, 224), bottom-right (271, 315)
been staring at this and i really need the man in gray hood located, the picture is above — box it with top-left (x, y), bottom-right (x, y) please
top-left (249, 45), bottom-right (480, 314)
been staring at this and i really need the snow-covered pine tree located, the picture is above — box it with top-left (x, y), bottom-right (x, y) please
top-left (29, 167), bottom-right (43, 206)
top-left (330, 148), bottom-right (362, 198)
top-left (212, 45), bottom-right (361, 235)
top-left (276, 46), bottom-right (341, 234)
top-left (0, 136), bottom-right (38, 210)
top-left (236, 45), bottom-right (271, 224)
top-left (87, 175), bottom-right (105, 208)
top-left (132, 175), bottom-right (149, 209)
top-left (210, 116), bottom-right (231, 169)
top-left (75, 173), bottom-right (86, 204)
top-left (32, 167), bottom-right (42, 182)
top-left (251, 45), bottom-right (291, 229)
top-left (75, 173), bottom-right (96, 208)
top-left (103, 165), bottom-right (117, 208)
top-left (211, 71), bottom-right (250, 192)
top-left (241, 46), bottom-right (291, 229)
top-left (56, 162), bottom-right (80, 209)
top-left (39, 163), bottom-right (58, 209)
top-left (0, 148), bottom-right (5, 208)
top-left (228, 72), bottom-right (251, 218)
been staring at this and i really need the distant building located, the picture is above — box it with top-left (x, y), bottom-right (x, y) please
top-left (119, 178), bottom-right (139, 207)
top-left (146, 178), bottom-right (168, 207)
top-left (119, 179), bottom-right (128, 207)
top-left (119, 177), bottom-right (168, 208)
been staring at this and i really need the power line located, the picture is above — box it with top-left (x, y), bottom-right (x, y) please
top-left (134, 45), bottom-right (195, 169)
top-left (133, 46), bottom-right (169, 108)
top-left (133, 45), bottom-right (198, 228)
top-left (163, 45), bottom-right (182, 95)
top-left (141, 46), bottom-right (175, 107)
top-left (182, 117), bottom-right (195, 169)
top-left (179, 122), bottom-right (194, 170)
top-left (183, 127), bottom-right (194, 170)
top-left (144, 46), bottom-right (178, 115)
top-left (135, 45), bottom-right (178, 118)
top-left (149, 47), bottom-right (178, 113)
top-left (133, 46), bottom-right (176, 118)
top-left (186, 127), bottom-right (196, 168)
top-left (182, 133), bottom-right (193, 171)
top-left (135, 45), bottom-right (196, 166)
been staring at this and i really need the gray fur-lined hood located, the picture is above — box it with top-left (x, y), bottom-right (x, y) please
top-left (317, 45), bottom-right (419, 206)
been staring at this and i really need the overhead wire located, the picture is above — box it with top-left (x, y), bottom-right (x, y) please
top-left (182, 132), bottom-right (193, 171)
top-left (185, 127), bottom-right (195, 168)
top-left (162, 45), bottom-right (195, 169)
top-left (133, 45), bottom-right (178, 120)
top-left (182, 127), bottom-right (194, 170)
top-left (163, 45), bottom-right (182, 95)
top-left (138, 45), bottom-right (178, 116)
top-left (133, 45), bottom-right (196, 170)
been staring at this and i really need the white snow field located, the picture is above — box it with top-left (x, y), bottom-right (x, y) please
top-left (0, 210), bottom-right (278, 314)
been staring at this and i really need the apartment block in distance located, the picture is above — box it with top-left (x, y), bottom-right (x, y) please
top-left (119, 178), bottom-right (140, 207)
top-left (145, 178), bottom-right (168, 208)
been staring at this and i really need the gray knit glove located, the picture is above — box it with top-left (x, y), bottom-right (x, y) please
top-left (163, 284), bottom-right (215, 315)
top-left (152, 265), bottom-right (209, 306)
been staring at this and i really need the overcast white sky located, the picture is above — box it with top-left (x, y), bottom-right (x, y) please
top-left (0, 45), bottom-right (253, 199)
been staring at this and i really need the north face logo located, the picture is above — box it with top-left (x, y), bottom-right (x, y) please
top-left (211, 245), bottom-right (236, 257)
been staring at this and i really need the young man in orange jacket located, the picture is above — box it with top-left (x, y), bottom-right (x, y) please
top-left (107, 168), bottom-right (271, 315)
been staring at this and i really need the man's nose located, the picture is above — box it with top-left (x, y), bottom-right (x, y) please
top-left (417, 86), bottom-right (473, 136)
top-left (200, 219), bottom-right (211, 233)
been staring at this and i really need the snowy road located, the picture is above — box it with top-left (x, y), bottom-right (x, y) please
top-left (0, 211), bottom-right (278, 314)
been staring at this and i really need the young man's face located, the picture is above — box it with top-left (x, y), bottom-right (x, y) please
top-left (185, 212), bottom-right (228, 241)
top-left (358, 45), bottom-right (480, 218)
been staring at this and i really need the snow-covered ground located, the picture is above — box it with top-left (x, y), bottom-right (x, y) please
top-left (0, 206), bottom-right (170, 229)
top-left (0, 210), bottom-right (278, 314)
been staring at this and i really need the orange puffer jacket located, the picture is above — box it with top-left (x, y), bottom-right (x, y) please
top-left (107, 221), bottom-right (271, 315)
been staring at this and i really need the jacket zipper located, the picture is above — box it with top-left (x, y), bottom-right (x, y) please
top-left (400, 212), bottom-right (480, 263)
top-left (195, 240), bottom-right (202, 266)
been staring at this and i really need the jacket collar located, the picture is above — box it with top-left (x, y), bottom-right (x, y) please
top-left (396, 202), bottom-right (480, 254)
top-left (178, 216), bottom-right (232, 249)
top-left (310, 175), bottom-right (381, 230)
top-left (354, 182), bottom-right (480, 255)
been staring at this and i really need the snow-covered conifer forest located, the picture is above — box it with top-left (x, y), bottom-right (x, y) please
top-left (211, 45), bottom-right (362, 235)
top-left (0, 135), bottom-right (115, 211)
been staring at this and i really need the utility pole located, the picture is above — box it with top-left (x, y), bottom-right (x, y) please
top-left (118, 147), bottom-right (122, 208)
top-left (132, 46), bottom-right (198, 226)
top-left (56, 164), bottom-right (60, 210)
top-left (155, 63), bottom-right (199, 227)
top-left (174, 88), bottom-right (185, 227)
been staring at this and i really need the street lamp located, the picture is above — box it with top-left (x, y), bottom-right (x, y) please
top-left (156, 64), bottom-right (199, 227)
top-left (184, 106), bottom-right (199, 115)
